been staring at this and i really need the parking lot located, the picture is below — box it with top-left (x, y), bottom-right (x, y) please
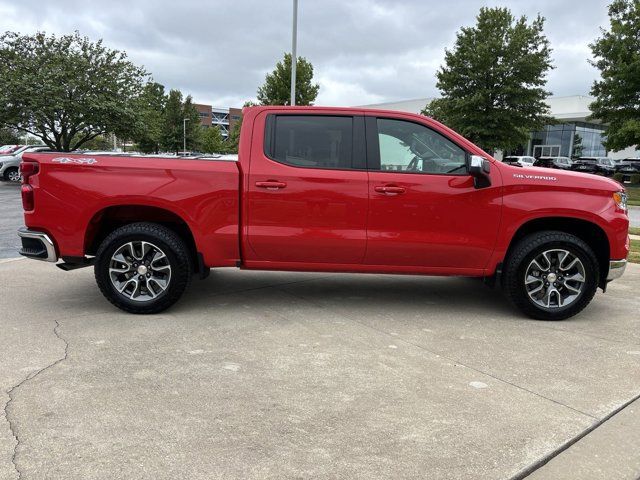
top-left (2, 181), bottom-right (640, 479)
top-left (0, 182), bottom-right (23, 259)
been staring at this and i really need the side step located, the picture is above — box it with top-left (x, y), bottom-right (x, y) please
top-left (56, 257), bottom-right (95, 271)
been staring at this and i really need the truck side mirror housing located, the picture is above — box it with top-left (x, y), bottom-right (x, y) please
top-left (469, 155), bottom-right (491, 189)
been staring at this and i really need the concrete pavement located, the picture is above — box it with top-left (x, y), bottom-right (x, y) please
top-left (0, 182), bottom-right (23, 259)
top-left (629, 206), bottom-right (640, 228)
top-left (1, 259), bottom-right (639, 479)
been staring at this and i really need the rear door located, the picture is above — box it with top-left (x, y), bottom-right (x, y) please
top-left (245, 111), bottom-right (369, 264)
top-left (364, 115), bottom-right (502, 270)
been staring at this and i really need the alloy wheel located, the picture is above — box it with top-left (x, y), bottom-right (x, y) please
top-left (108, 241), bottom-right (172, 302)
top-left (7, 170), bottom-right (21, 182)
top-left (524, 249), bottom-right (586, 309)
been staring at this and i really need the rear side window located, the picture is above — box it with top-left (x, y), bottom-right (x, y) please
top-left (266, 115), bottom-right (354, 170)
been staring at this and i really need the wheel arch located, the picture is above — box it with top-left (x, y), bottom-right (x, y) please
top-left (504, 216), bottom-right (610, 286)
top-left (84, 205), bottom-right (199, 271)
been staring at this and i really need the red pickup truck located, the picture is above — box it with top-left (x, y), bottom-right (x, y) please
top-left (18, 106), bottom-right (629, 320)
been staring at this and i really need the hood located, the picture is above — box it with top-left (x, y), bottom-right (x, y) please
top-left (500, 163), bottom-right (623, 192)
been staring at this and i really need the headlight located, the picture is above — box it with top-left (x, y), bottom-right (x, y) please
top-left (613, 191), bottom-right (627, 212)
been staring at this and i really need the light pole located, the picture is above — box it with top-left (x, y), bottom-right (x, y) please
top-left (183, 118), bottom-right (190, 154)
top-left (290, 0), bottom-right (298, 106)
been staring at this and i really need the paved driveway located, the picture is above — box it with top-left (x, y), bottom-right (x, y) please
top-left (1, 260), bottom-right (639, 479)
top-left (0, 182), bottom-right (23, 259)
top-left (629, 206), bottom-right (640, 228)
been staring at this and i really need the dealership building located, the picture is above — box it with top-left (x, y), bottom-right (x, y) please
top-left (361, 95), bottom-right (638, 159)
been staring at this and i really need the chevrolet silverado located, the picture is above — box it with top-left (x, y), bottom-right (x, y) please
top-left (17, 106), bottom-right (630, 319)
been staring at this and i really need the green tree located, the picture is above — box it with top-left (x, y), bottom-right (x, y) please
top-left (134, 82), bottom-right (166, 153)
top-left (0, 127), bottom-right (20, 145)
top-left (226, 121), bottom-right (241, 154)
top-left (589, 0), bottom-right (640, 151)
top-left (161, 90), bottom-right (184, 154)
top-left (422, 8), bottom-right (553, 153)
top-left (257, 53), bottom-right (320, 106)
top-left (78, 135), bottom-right (113, 151)
top-left (161, 90), bottom-right (202, 154)
top-left (0, 31), bottom-right (147, 151)
top-left (201, 126), bottom-right (225, 154)
top-left (182, 95), bottom-right (202, 152)
top-left (572, 132), bottom-right (584, 157)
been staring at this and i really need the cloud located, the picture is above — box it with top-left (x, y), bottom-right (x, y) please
top-left (0, 0), bottom-right (610, 107)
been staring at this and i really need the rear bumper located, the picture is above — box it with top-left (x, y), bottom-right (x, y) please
top-left (17, 227), bottom-right (57, 262)
top-left (607, 259), bottom-right (627, 281)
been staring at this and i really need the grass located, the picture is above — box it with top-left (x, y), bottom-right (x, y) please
top-left (630, 239), bottom-right (640, 264)
top-left (630, 227), bottom-right (640, 236)
top-left (627, 187), bottom-right (640, 207)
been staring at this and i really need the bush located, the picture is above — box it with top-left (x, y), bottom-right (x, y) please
top-left (613, 172), bottom-right (640, 185)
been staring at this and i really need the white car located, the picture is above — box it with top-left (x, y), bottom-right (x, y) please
top-left (0, 145), bottom-right (51, 182)
top-left (503, 155), bottom-right (536, 167)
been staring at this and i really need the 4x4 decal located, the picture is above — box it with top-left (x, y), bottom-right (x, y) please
top-left (52, 157), bottom-right (97, 165)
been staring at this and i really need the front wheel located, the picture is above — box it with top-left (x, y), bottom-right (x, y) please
top-left (94, 222), bottom-right (192, 314)
top-left (503, 231), bottom-right (599, 320)
top-left (4, 167), bottom-right (21, 182)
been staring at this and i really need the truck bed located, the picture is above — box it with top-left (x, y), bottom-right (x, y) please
top-left (23, 152), bottom-right (241, 267)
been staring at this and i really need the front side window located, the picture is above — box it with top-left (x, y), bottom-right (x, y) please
top-left (269, 115), bottom-right (353, 169)
top-left (376, 118), bottom-right (467, 175)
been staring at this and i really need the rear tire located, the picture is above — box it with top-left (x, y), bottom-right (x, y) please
top-left (503, 231), bottom-right (599, 320)
top-left (94, 222), bottom-right (192, 314)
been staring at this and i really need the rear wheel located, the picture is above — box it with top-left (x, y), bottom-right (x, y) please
top-left (95, 222), bottom-right (192, 314)
top-left (503, 231), bottom-right (599, 320)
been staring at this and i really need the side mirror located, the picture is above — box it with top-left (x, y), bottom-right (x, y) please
top-left (469, 155), bottom-right (491, 189)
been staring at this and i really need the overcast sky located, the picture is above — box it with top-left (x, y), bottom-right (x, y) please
top-left (0, 0), bottom-right (609, 108)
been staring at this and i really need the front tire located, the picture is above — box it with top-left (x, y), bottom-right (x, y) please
top-left (503, 231), bottom-right (599, 320)
top-left (95, 222), bottom-right (192, 314)
top-left (4, 167), bottom-right (20, 182)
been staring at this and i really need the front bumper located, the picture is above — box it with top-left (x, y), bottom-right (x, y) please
top-left (17, 227), bottom-right (57, 262)
top-left (607, 259), bottom-right (627, 281)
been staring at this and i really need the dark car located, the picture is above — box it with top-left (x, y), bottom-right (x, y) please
top-left (572, 157), bottom-right (616, 176)
top-left (535, 156), bottom-right (573, 170)
top-left (618, 158), bottom-right (640, 174)
top-left (595, 157), bottom-right (618, 176)
top-left (570, 157), bottom-right (598, 174)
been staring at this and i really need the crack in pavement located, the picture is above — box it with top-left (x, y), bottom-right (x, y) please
top-left (3, 318), bottom-right (69, 480)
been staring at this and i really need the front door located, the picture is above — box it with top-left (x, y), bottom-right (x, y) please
top-left (365, 116), bottom-right (502, 271)
top-left (246, 112), bottom-right (369, 265)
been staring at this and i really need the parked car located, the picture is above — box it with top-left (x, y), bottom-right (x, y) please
top-left (535, 156), bottom-right (573, 170)
top-left (571, 157), bottom-right (616, 176)
top-left (17, 106), bottom-right (629, 321)
top-left (503, 156), bottom-right (535, 167)
top-left (0, 146), bottom-right (51, 182)
top-left (617, 158), bottom-right (640, 175)
top-left (595, 157), bottom-right (618, 176)
top-left (0, 145), bottom-right (25, 154)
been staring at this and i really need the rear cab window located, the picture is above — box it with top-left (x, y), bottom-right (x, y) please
top-left (264, 114), bottom-right (365, 170)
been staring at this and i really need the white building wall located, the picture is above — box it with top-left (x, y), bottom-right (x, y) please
top-left (357, 95), bottom-right (638, 159)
